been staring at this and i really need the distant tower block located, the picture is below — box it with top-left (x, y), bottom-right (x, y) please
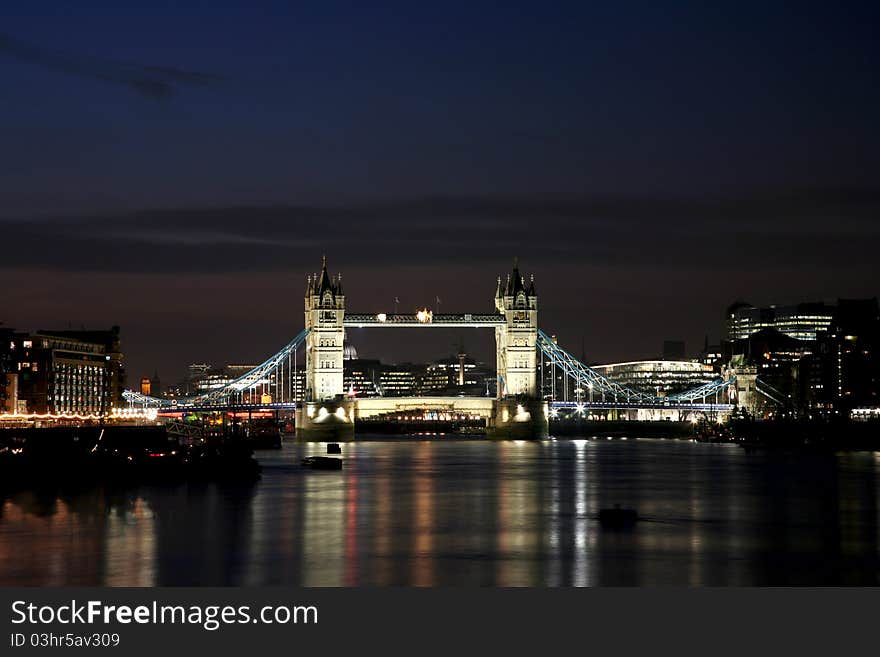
top-left (304, 256), bottom-right (346, 401)
top-left (494, 258), bottom-right (538, 398)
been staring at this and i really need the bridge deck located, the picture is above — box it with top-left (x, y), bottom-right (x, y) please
top-left (344, 313), bottom-right (506, 328)
top-left (350, 396), bottom-right (497, 419)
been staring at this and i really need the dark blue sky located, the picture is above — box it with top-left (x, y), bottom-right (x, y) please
top-left (1, 1), bottom-right (878, 381)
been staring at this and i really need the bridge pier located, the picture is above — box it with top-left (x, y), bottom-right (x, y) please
top-left (487, 399), bottom-right (548, 439)
top-left (295, 400), bottom-right (355, 441)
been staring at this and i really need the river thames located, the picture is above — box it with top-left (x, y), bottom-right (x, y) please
top-left (1, 438), bottom-right (879, 586)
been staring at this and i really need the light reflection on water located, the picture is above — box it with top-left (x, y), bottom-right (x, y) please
top-left (1, 438), bottom-right (879, 586)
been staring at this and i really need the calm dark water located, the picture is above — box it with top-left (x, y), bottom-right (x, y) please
top-left (1, 438), bottom-right (879, 586)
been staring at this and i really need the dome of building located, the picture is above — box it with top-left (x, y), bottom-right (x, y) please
top-left (343, 342), bottom-right (358, 360)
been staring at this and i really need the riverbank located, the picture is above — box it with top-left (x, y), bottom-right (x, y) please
top-left (0, 425), bottom-right (260, 487)
top-left (729, 418), bottom-right (880, 451)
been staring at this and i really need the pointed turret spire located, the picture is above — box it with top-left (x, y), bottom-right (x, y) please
top-left (506, 256), bottom-right (525, 296)
top-left (495, 275), bottom-right (503, 299)
top-left (316, 255), bottom-right (335, 296)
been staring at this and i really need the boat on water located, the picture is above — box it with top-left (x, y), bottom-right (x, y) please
top-left (599, 505), bottom-right (639, 528)
top-left (302, 456), bottom-right (343, 470)
top-left (0, 425), bottom-right (260, 484)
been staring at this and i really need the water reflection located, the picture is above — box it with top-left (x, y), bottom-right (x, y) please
top-left (104, 497), bottom-right (155, 586)
top-left (1, 439), bottom-right (879, 586)
top-left (572, 440), bottom-right (588, 586)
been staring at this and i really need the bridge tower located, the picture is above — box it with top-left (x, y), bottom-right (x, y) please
top-left (489, 259), bottom-right (547, 438)
top-left (297, 257), bottom-right (354, 440)
top-left (304, 256), bottom-right (345, 400)
top-left (494, 258), bottom-right (539, 398)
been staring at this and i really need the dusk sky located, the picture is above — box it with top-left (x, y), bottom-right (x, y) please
top-left (2, 1), bottom-right (878, 383)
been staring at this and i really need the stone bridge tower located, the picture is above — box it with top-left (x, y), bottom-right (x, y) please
top-left (489, 259), bottom-right (547, 438)
top-left (304, 256), bottom-right (345, 401)
top-left (494, 258), bottom-right (538, 398)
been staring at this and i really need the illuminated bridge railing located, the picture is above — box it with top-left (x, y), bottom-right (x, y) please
top-left (121, 390), bottom-right (167, 408)
top-left (666, 377), bottom-right (736, 402)
top-left (123, 328), bottom-right (310, 409)
top-left (550, 401), bottom-right (734, 413)
top-left (537, 329), bottom-right (735, 409)
top-left (755, 376), bottom-right (789, 408)
top-left (344, 312), bottom-right (506, 328)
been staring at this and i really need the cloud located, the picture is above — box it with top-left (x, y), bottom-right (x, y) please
top-left (3, 191), bottom-right (876, 377)
top-left (0, 32), bottom-right (222, 100)
top-left (0, 190), bottom-right (877, 275)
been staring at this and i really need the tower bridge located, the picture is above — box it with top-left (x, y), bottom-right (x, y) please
top-left (123, 257), bottom-right (737, 439)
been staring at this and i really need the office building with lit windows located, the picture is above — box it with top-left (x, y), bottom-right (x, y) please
top-left (419, 354), bottom-right (494, 396)
top-left (800, 298), bottom-right (880, 414)
top-left (589, 360), bottom-right (717, 397)
top-left (377, 364), bottom-right (421, 397)
top-left (1, 327), bottom-right (18, 413)
top-left (9, 329), bottom-right (123, 415)
top-left (722, 298), bottom-right (879, 416)
top-left (343, 357), bottom-right (381, 397)
top-left (726, 301), bottom-right (834, 341)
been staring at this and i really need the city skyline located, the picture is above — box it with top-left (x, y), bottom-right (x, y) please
top-left (2, 2), bottom-right (878, 381)
top-left (2, 257), bottom-right (876, 384)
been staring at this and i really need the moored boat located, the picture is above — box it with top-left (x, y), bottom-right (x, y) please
top-left (302, 455), bottom-right (343, 470)
top-left (599, 505), bottom-right (639, 528)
